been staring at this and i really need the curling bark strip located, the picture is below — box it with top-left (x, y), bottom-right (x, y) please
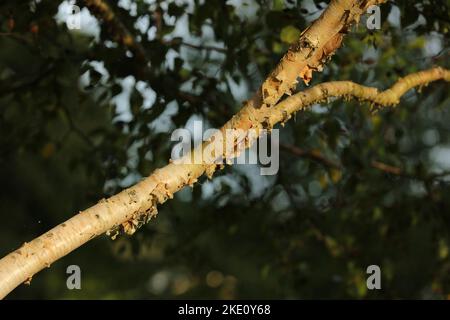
top-left (0, 0), bottom-right (388, 298)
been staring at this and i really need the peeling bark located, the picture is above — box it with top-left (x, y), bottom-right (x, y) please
top-left (0, 0), bottom-right (415, 298)
top-left (1, 65), bottom-right (447, 298)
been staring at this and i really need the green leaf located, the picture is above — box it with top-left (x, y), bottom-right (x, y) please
top-left (273, 0), bottom-right (284, 11)
top-left (280, 25), bottom-right (301, 44)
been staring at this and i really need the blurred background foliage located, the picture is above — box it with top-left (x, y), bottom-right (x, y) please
top-left (0, 0), bottom-right (449, 299)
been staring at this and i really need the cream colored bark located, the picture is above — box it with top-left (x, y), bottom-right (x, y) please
top-left (267, 67), bottom-right (450, 126)
top-left (0, 0), bottom-right (398, 298)
top-left (2, 68), bottom-right (447, 301)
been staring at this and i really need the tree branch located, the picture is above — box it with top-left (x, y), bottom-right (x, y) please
top-left (281, 143), bottom-right (404, 176)
top-left (83, 0), bottom-right (148, 64)
top-left (280, 143), bottom-right (341, 168)
top-left (1, 64), bottom-right (446, 298)
top-left (0, 0), bottom-right (389, 298)
top-left (161, 39), bottom-right (228, 54)
top-left (266, 67), bottom-right (450, 128)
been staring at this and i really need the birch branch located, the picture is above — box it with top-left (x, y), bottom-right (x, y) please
top-left (0, 0), bottom-right (386, 298)
top-left (1, 65), bottom-right (447, 298)
top-left (267, 67), bottom-right (450, 127)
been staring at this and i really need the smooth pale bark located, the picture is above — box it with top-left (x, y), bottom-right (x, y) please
top-left (0, 0), bottom-right (389, 298)
top-left (267, 67), bottom-right (450, 126)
